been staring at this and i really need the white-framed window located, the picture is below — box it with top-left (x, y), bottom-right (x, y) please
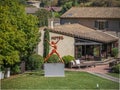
top-left (95, 20), bottom-right (108, 30)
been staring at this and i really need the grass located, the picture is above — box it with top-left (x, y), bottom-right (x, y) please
top-left (1, 71), bottom-right (119, 90)
top-left (107, 72), bottom-right (120, 78)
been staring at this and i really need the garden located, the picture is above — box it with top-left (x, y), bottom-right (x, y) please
top-left (0, 1), bottom-right (119, 89)
top-left (1, 53), bottom-right (119, 89)
top-left (1, 71), bottom-right (119, 89)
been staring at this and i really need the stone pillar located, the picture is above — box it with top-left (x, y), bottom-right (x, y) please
top-left (48, 18), bottom-right (54, 29)
top-left (118, 32), bottom-right (120, 58)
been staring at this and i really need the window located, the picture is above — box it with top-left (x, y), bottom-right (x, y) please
top-left (95, 20), bottom-right (108, 30)
top-left (119, 22), bottom-right (120, 29)
top-left (75, 46), bottom-right (82, 59)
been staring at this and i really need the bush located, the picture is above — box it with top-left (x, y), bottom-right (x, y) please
top-left (27, 54), bottom-right (44, 70)
top-left (11, 64), bottom-right (21, 75)
top-left (111, 64), bottom-right (120, 73)
top-left (111, 47), bottom-right (118, 58)
top-left (47, 54), bottom-right (59, 63)
top-left (62, 55), bottom-right (75, 64)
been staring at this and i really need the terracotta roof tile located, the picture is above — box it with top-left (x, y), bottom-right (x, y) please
top-left (61, 7), bottom-right (120, 19)
top-left (47, 24), bottom-right (118, 43)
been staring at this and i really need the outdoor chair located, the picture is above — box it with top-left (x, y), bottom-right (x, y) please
top-left (69, 59), bottom-right (96, 69)
top-left (69, 59), bottom-right (81, 68)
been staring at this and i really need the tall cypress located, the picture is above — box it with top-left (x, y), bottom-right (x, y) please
top-left (43, 29), bottom-right (50, 58)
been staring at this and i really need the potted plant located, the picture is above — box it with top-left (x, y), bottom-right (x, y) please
top-left (111, 47), bottom-right (118, 58)
top-left (62, 55), bottom-right (75, 67)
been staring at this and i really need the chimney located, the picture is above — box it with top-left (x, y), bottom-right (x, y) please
top-left (48, 19), bottom-right (54, 29)
top-left (51, 20), bottom-right (54, 29)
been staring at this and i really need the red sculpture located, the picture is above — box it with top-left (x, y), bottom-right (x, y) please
top-left (44, 36), bottom-right (64, 63)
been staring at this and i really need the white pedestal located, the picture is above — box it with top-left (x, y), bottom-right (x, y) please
top-left (44, 63), bottom-right (65, 77)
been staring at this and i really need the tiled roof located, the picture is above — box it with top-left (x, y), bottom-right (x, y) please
top-left (47, 24), bottom-right (118, 43)
top-left (44, 7), bottom-right (62, 12)
top-left (61, 7), bottom-right (120, 19)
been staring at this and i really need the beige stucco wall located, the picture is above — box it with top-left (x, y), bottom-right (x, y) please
top-left (37, 28), bottom-right (75, 57)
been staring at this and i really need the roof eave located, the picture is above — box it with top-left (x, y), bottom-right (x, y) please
top-left (46, 28), bottom-right (118, 44)
top-left (60, 17), bottom-right (120, 19)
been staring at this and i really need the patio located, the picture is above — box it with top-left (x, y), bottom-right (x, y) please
top-left (65, 64), bottom-right (110, 74)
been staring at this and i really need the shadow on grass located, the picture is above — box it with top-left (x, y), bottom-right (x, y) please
top-left (24, 70), bottom-right (44, 76)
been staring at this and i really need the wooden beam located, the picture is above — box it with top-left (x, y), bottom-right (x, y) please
top-left (75, 42), bottom-right (102, 45)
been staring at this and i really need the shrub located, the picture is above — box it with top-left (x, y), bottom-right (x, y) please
top-left (111, 64), bottom-right (120, 73)
top-left (43, 29), bottom-right (50, 58)
top-left (62, 55), bottom-right (75, 64)
top-left (27, 54), bottom-right (44, 70)
top-left (11, 64), bottom-right (21, 75)
top-left (47, 54), bottom-right (59, 63)
top-left (0, 65), bottom-right (5, 71)
top-left (111, 47), bottom-right (118, 58)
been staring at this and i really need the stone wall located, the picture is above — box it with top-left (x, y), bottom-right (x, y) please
top-left (117, 32), bottom-right (120, 58)
top-left (60, 18), bottom-right (120, 31)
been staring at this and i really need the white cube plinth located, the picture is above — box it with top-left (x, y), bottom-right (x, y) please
top-left (44, 63), bottom-right (65, 77)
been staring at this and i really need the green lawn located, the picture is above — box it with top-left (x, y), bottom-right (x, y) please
top-left (107, 72), bottom-right (120, 78)
top-left (1, 71), bottom-right (119, 90)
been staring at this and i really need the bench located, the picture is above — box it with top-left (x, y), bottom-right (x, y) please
top-left (69, 60), bottom-right (96, 68)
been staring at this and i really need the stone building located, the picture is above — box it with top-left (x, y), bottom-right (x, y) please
top-left (38, 24), bottom-right (118, 60)
top-left (60, 7), bottom-right (120, 58)
top-left (37, 7), bottom-right (120, 60)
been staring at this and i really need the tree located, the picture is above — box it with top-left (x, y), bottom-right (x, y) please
top-left (28, 54), bottom-right (44, 70)
top-left (35, 9), bottom-right (52, 27)
top-left (60, 1), bottom-right (73, 14)
top-left (58, 0), bottom-right (71, 6)
top-left (40, 0), bottom-right (58, 7)
top-left (0, 0), bottom-right (40, 67)
top-left (43, 29), bottom-right (50, 58)
top-left (83, 0), bottom-right (120, 7)
top-left (72, 0), bottom-right (79, 6)
top-left (40, 0), bottom-right (51, 7)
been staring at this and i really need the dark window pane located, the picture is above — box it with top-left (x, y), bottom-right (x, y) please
top-left (105, 21), bottom-right (108, 28)
top-left (94, 21), bottom-right (98, 28)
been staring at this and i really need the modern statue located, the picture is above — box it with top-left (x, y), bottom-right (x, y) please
top-left (44, 36), bottom-right (64, 63)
